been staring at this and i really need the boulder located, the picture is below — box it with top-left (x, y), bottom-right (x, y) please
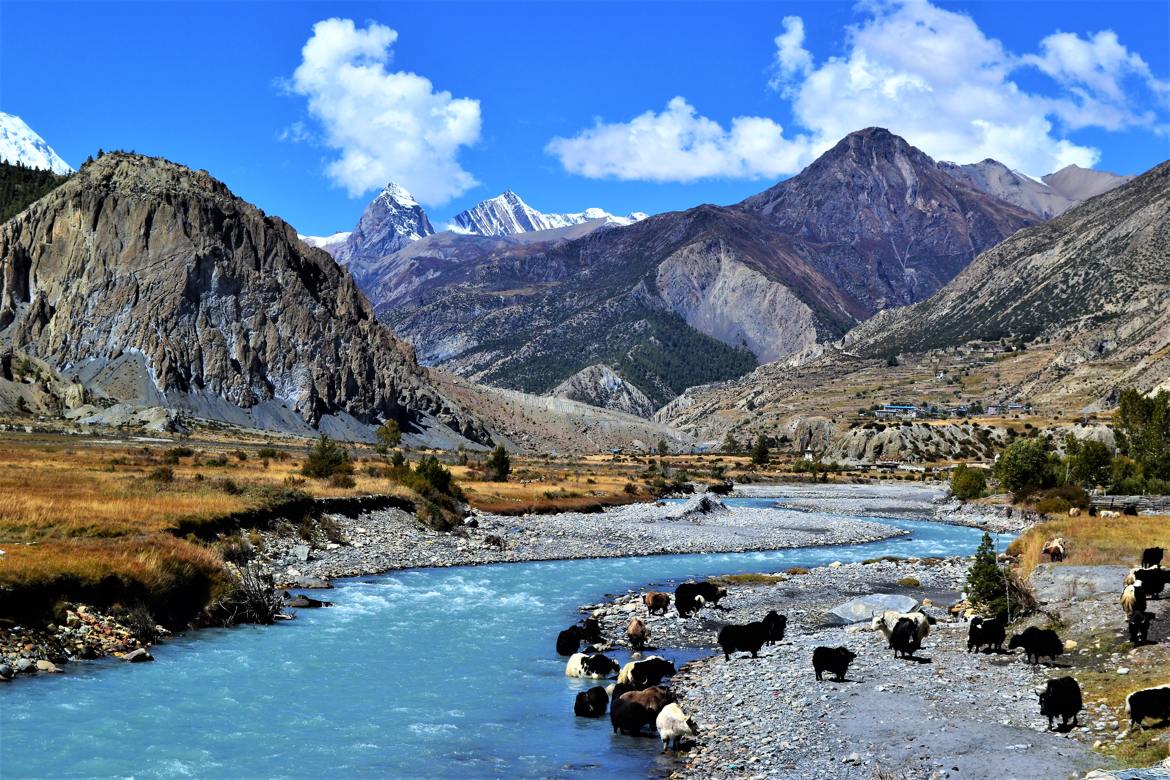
top-left (0, 663), bottom-right (13, 681)
top-left (34, 660), bottom-right (59, 673)
top-left (286, 594), bottom-right (332, 609)
top-left (291, 544), bottom-right (311, 564)
top-left (123, 648), bottom-right (154, 663)
top-left (827, 594), bottom-right (918, 625)
top-left (284, 576), bottom-right (333, 590)
top-left (13, 658), bottom-right (35, 674)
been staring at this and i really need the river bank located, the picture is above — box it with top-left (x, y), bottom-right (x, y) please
top-left (256, 493), bottom-right (906, 585)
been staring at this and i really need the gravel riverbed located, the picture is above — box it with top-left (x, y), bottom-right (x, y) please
top-left (586, 557), bottom-right (1103, 780)
top-left (258, 494), bottom-right (905, 584)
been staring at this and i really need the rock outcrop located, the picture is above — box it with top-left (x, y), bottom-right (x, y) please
top-left (0, 153), bottom-right (489, 444)
top-left (549, 364), bottom-right (656, 418)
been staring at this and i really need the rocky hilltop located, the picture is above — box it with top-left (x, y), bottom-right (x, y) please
top-left (548, 364), bottom-right (656, 418)
top-left (937, 159), bottom-right (1129, 219)
top-left (0, 153), bottom-right (489, 444)
top-left (361, 129), bottom-right (1036, 409)
top-left (846, 160), bottom-right (1170, 360)
top-left (741, 128), bottom-right (1039, 310)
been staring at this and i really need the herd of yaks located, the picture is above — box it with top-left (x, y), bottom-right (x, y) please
top-left (555, 545), bottom-right (1170, 753)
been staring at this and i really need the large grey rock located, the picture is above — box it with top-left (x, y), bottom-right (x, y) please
top-left (291, 544), bottom-right (311, 564)
top-left (1029, 564), bottom-right (1130, 603)
top-left (0, 153), bottom-right (490, 446)
top-left (123, 648), bottom-right (153, 663)
top-left (827, 594), bottom-right (918, 625)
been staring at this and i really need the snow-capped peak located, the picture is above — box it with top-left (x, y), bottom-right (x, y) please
top-left (0, 112), bottom-right (73, 175)
top-left (378, 181), bottom-right (419, 209)
top-left (451, 190), bottom-right (648, 237)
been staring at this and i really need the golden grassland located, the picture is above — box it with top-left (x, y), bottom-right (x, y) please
top-left (1009, 514), bottom-right (1170, 578)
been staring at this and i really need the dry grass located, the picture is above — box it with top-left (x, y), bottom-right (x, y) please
top-left (1008, 514), bottom-right (1170, 578)
top-left (0, 533), bottom-right (231, 624)
top-left (0, 439), bottom-right (417, 542)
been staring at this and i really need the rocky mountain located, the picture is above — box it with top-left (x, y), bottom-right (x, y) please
top-left (937, 159), bottom-right (1131, 219)
top-left (327, 182), bottom-right (434, 289)
top-left (549, 364), bottom-right (656, 418)
top-left (845, 160), bottom-right (1170, 358)
top-left (0, 113), bottom-right (72, 175)
top-left (0, 153), bottom-right (490, 445)
top-left (365, 128), bottom-right (1036, 408)
top-left (1043, 164), bottom-right (1134, 202)
top-left (450, 190), bottom-right (645, 236)
top-left (659, 158), bottom-right (1170, 451)
top-left (740, 128), bottom-right (1039, 311)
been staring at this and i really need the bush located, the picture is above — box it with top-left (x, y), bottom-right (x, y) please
top-left (233, 450), bottom-right (248, 462)
top-left (965, 532), bottom-right (1034, 621)
top-left (375, 420), bottom-right (401, 453)
top-left (623, 482), bottom-right (638, 495)
top-left (995, 438), bottom-right (1053, 497)
top-left (301, 436), bottom-right (354, 480)
top-left (950, 464), bottom-right (986, 500)
top-left (896, 576), bottom-right (921, 587)
top-left (1034, 497), bottom-right (1071, 515)
top-left (148, 466), bottom-right (174, 483)
top-left (328, 473), bottom-right (356, 489)
top-left (214, 478), bottom-right (243, 495)
top-left (256, 448), bottom-right (279, 460)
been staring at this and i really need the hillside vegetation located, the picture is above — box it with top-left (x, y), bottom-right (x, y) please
top-left (0, 160), bottom-right (69, 222)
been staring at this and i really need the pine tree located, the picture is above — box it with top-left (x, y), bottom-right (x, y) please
top-left (966, 532), bottom-right (1007, 619)
top-left (750, 434), bottom-right (770, 466)
top-left (721, 432), bottom-right (740, 454)
top-left (486, 445), bottom-right (511, 482)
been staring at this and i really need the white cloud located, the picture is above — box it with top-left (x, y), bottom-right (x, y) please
top-left (1024, 30), bottom-right (1169, 130)
top-left (549, 0), bottom-right (1166, 181)
top-left (545, 97), bottom-right (814, 182)
top-left (289, 18), bottom-right (481, 204)
top-left (770, 16), bottom-right (813, 92)
top-left (278, 121), bottom-right (312, 143)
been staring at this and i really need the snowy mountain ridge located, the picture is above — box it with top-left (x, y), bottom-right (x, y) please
top-left (450, 190), bottom-right (646, 237)
top-left (0, 112), bottom-right (73, 175)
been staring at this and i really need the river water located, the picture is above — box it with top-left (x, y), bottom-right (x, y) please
top-left (1, 498), bottom-right (992, 778)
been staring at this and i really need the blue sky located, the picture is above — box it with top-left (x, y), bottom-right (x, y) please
top-left (3, 1), bottom-right (1168, 235)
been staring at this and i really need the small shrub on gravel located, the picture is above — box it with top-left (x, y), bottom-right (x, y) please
top-left (715, 573), bottom-right (786, 585)
top-left (896, 576), bottom-right (921, 587)
top-left (786, 566), bottom-right (810, 575)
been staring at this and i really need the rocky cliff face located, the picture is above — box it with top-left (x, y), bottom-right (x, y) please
top-left (657, 160), bottom-right (1170, 447)
top-left (741, 128), bottom-right (1039, 310)
top-left (0, 153), bottom-right (489, 444)
top-left (549, 364), bottom-right (656, 418)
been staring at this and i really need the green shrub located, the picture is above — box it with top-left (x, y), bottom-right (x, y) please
top-left (950, 464), bottom-right (986, 500)
top-left (301, 436), bottom-right (354, 480)
top-left (256, 448), bottom-right (279, 460)
top-left (995, 438), bottom-right (1054, 497)
top-left (215, 478), bottom-right (242, 495)
top-left (1034, 497), bottom-right (1071, 515)
top-left (375, 420), bottom-right (401, 453)
top-left (896, 576), bottom-right (921, 587)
